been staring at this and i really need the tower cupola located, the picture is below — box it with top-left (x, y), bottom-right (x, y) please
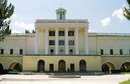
top-left (56, 8), bottom-right (67, 20)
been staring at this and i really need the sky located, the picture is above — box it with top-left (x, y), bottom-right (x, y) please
top-left (8, 0), bottom-right (130, 33)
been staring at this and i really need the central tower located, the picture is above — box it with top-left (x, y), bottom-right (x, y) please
top-left (56, 8), bottom-right (67, 20)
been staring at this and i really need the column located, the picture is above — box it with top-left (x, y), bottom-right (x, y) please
top-left (45, 28), bottom-right (49, 54)
top-left (15, 40), bottom-right (18, 55)
top-left (35, 28), bottom-right (39, 54)
top-left (6, 40), bottom-right (8, 55)
top-left (65, 28), bottom-right (69, 55)
top-left (75, 28), bottom-right (79, 55)
top-left (84, 27), bottom-right (89, 55)
top-left (55, 28), bottom-right (59, 54)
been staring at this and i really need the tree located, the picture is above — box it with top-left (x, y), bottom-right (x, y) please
top-left (25, 30), bottom-right (30, 33)
top-left (123, 0), bottom-right (130, 20)
top-left (0, 0), bottom-right (14, 42)
top-left (32, 29), bottom-right (35, 33)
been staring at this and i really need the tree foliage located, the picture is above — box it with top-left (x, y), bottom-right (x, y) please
top-left (123, 0), bottom-right (130, 20)
top-left (25, 30), bottom-right (30, 33)
top-left (0, 0), bottom-right (14, 42)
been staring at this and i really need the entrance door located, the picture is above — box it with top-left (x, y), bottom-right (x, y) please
top-left (38, 60), bottom-right (45, 72)
top-left (49, 64), bottom-right (54, 72)
top-left (79, 60), bottom-right (86, 72)
top-left (70, 64), bottom-right (75, 72)
top-left (58, 60), bottom-right (66, 72)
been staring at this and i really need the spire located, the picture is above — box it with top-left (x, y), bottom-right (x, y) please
top-left (56, 8), bottom-right (67, 20)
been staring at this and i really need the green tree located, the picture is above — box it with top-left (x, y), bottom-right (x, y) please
top-left (32, 29), bottom-right (35, 33)
top-left (123, 0), bottom-right (130, 20)
top-left (25, 30), bottom-right (30, 33)
top-left (0, 0), bottom-right (14, 42)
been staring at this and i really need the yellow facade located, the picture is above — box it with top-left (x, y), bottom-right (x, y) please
top-left (0, 8), bottom-right (130, 73)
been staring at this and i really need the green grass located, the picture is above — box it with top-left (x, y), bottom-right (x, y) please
top-left (119, 80), bottom-right (130, 84)
top-left (120, 72), bottom-right (130, 74)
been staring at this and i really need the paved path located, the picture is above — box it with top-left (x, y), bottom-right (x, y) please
top-left (0, 74), bottom-right (130, 84)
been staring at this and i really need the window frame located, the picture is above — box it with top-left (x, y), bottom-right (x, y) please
top-left (10, 49), bottom-right (13, 55)
top-left (59, 40), bottom-right (65, 45)
top-left (0, 49), bottom-right (4, 54)
top-left (59, 31), bottom-right (64, 36)
top-left (68, 31), bottom-right (74, 36)
top-left (49, 31), bottom-right (55, 36)
top-left (49, 40), bottom-right (55, 45)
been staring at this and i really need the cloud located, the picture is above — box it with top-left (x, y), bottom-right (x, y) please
top-left (13, 21), bottom-right (35, 31)
top-left (101, 17), bottom-right (111, 27)
top-left (12, 29), bottom-right (21, 33)
top-left (88, 29), bottom-right (96, 32)
top-left (112, 8), bottom-right (125, 20)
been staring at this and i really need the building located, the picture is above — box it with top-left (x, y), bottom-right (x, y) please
top-left (0, 8), bottom-right (130, 73)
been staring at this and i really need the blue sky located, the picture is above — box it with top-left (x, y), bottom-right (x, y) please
top-left (8, 0), bottom-right (130, 33)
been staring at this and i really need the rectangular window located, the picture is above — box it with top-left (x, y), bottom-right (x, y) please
top-left (69, 40), bottom-right (74, 45)
top-left (100, 49), bottom-right (104, 55)
top-left (120, 49), bottom-right (123, 55)
top-left (59, 40), bottom-right (65, 45)
top-left (49, 31), bottom-right (55, 36)
top-left (59, 31), bottom-right (64, 36)
top-left (59, 49), bottom-right (64, 54)
top-left (50, 49), bottom-right (54, 54)
top-left (69, 49), bottom-right (73, 54)
top-left (20, 49), bottom-right (23, 55)
top-left (49, 40), bottom-right (55, 45)
top-left (110, 49), bottom-right (113, 55)
top-left (0, 49), bottom-right (4, 54)
top-left (68, 31), bottom-right (74, 36)
top-left (10, 49), bottom-right (13, 55)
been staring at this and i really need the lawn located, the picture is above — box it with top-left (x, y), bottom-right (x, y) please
top-left (119, 80), bottom-right (130, 84)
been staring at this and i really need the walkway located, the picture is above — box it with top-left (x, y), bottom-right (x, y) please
top-left (0, 74), bottom-right (130, 84)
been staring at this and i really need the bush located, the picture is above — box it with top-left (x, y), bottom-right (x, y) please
top-left (119, 80), bottom-right (130, 84)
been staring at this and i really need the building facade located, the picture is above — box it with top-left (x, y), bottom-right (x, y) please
top-left (0, 8), bottom-right (130, 72)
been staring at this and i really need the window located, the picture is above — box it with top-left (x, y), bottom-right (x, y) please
top-left (0, 49), bottom-right (4, 54)
top-left (68, 31), bottom-right (74, 36)
top-left (129, 49), bottom-right (130, 54)
top-left (110, 49), bottom-right (113, 55)
top-left (120, 49), bottom-right (123, 55)
top-left (59, 40), bottom-right (65, 45)
top-left (50, 49), bottom-right (54, 54)
top-left (100, 49), bottom-right (104, 55)
top-left (49, 40), bottom-right (55, 45)
top-left (59, 49), bottom-right (64, 54)
top-left (20, 49), bottom-right (23, 55)
top-left (69, 49), bottom-right (73, 54)
top-left (10, 49), bottom-right (13, 54)
top-left (59, 31), bottom-right (64, 36)
top-left (49, 31), bottom-right (55, 36)
top-left (69, 40), bottom-right (74, 45)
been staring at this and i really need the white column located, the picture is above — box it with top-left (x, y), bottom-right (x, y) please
top-left (15, 40), bottom-right (18, 55)
top-left (65, 28), bottom-right (69, 55)
top-left (84, 28), bottom-right (89, 55)
top-left (35, 28), bottom-right (39, 54)
top-left (75, 28), bottom-right (79, 55)
top-left (6, 40), bottom-right (8, 55)
top-left (45, 28), bottom-right (49, 54)
top-left (55, 28), bottom-right (59, 54)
